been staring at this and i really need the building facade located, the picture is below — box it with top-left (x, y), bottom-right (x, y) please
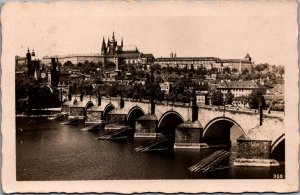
top-left (155, 53), bottom-right (253, 72)
top-left (217, 80), bottom-right (264, 98)
top-left (42, 54), bottom-right (102, 65)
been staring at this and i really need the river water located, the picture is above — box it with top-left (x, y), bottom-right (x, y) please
top-left (16, 117), bottom-right (284, 181)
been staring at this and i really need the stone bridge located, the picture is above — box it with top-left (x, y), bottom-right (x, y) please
top-left (61, 95), bottom-right (284, 160)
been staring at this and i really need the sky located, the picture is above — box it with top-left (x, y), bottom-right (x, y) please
top-left (4, 1), bottom-right (298, 66)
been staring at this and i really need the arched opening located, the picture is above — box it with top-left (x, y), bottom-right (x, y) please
top-left (83, 101), bottom-right (95, 116)
top-left (85, 101), bottom-right (94, 109)
top-left (202, 117), bottom-right (245, 148)
top-left (158, 111), bottom-right (184, 137)
top-left (103, 104), bottom-right (115, 120)
top-left (271, 135), bottom-right (285, 163)
top-left (127, 107), bottom-right (145, 129)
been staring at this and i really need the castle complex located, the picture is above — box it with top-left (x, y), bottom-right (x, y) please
top-left (17, 31), bottom-right (253, 73)
top-left (40, 32), bottom-right (154, 67)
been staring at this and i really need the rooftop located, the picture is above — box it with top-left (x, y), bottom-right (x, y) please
top-left (218, 80), bottom-right (262, 89)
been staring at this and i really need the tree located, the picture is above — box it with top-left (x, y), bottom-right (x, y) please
top-left (248, 89), bottom-right (266, 109)
top-left (64, 61), bottom-right (73, 67)
top-left (105, 61), bottom-right (116, 70)
top-left (223, 67), bottom-right (231, 74)
top-left (254, 63), bottom-right (269, 72)
top-left (225, 91), bottom-right (234, 105)
top-left (277, 65), bottom-right (285, 77)
top-left (232, 68), bottom-right (238, 73)
top-left (211, 90), bottom-right (224, 106)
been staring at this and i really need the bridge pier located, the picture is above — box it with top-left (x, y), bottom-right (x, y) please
top-left (233, 136), bottom-right (279, 166)
top-left (174, 96), bottom-right (206, 149)
top-left (68, 105), bottom-right (86, 120)
top-left (104, 108), bottom-right (128, 132)
top-left (85, 106), bottom-right (103, 124)
top-left (233, 138), bottom-right (279, 166)
top-left (174, 120), bottom-right (205, 149)
top-left (134, 114), bottom-right (162, 138)
top-left (61, 103), bottom-right (70, 113)
top-left (233, 106), bottom-right (280, 167)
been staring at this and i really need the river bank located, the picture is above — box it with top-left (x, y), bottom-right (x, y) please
top-left (16, 107), bottom-right (61, 118)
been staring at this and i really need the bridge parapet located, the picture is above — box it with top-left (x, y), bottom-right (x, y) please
top-left (75, 95), bottom-right (284, 145)
top-left (198, 105), bottom-right (284, 144)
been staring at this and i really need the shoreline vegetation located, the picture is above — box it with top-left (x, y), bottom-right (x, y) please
top-left (16, 114), bottom-right (56, 118)
top-left (16, 108), bottom-right (61, 117)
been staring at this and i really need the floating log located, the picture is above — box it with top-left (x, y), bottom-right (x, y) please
top-left (96, 126), bottom-right (131, 140)
top-left (81, 123), bottom-right (101, 131)
top-left (189, 150), bottom-right (230, 173)
top-left (134, 137), bottom-right (169, 152)
top-left (61, 117), bottom-right (79, 125)
top-left (48, 113), bottom-right (67, 120)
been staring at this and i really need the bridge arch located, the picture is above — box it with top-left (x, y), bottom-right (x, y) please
top-left (85, 101), bottom-right (94, 109)
top-left (158, 111), bottom-right (184, 136)
top-left (271, 133), bottom-right (285, 162)
top-left (126, 106), bottom-right (145, 128)
top-left (202, 117), bottom-right (245, 147)
top-left (103, 104), bottom-right (115, 120)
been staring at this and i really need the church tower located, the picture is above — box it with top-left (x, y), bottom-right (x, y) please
top-left (101, 37), bottom-right (107, 55)
top-left (107, 37), bottom-right (110, 54)
top-left (108, 32), bottom-right (117, 55)
top-left (26, 47), bottom-right (32, 76)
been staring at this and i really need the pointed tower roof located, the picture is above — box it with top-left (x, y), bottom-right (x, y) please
top-left (101, 37), bottom-right (107, 54)
top-left (112, 31), bottom-right (115, 41)
top-left (244, 53), bottom-right (251, 58)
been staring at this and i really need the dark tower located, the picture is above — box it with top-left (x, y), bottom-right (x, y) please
top-left (51, 58), bottom-right (60, 87)
top-left (112, 31), bottom-right (115, 42)
top-left (101, 37), bottom-right (107, 55)
top-left (108, 32), bottom-right (117, 55)
top-left (244, 53), bottom-right (252, 62)
top-left (107, 37), bottom-right (110, 54)
top-left (26, 47), bottom-right (32, 76)
top-left (121, 37), bottom-right (123, 47)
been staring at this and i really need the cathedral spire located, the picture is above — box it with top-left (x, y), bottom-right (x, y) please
top-left (101, 37), bottom-right (107, 54)
top-left (121, 37), bottom-right (123, 47)
top-left (112, 31), bottom-right (115, 41)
